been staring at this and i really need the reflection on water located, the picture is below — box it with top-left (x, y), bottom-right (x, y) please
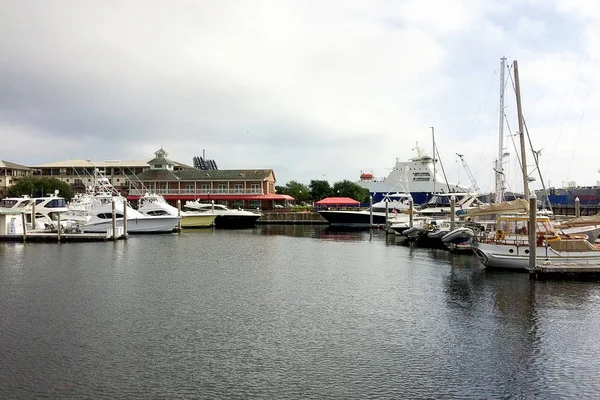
top-left (2, 226), bottom-right (600, 399)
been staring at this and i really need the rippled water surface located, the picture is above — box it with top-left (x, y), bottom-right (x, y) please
top-left (2, 226), bottom-right (600, 399)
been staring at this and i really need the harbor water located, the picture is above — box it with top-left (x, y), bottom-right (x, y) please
top-left (2, 226), bottom-right (600, 399)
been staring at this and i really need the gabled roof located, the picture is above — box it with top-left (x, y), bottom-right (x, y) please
top-left (0, 160), bottom-right (32, 170)
top-left (147, 157), bottom-right (175, 166)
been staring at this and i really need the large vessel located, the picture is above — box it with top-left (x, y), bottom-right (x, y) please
top-left (358, 144), bottom-right (468, 204)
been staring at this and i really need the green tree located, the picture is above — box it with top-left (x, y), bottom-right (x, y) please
top-left (275, 185), bottom-right (289, 195)
top-left (308, 180), bottom-right (332, 201)
top-left (8, 176), bottom-right (75, 201)
top-left (331, 180), bottom-right (370, 203)
top-left (284, 181), bottom-right (310, 203)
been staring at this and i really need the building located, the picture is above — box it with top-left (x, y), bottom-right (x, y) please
top-left (128, 148), bottom-right (293, 209)
top-left (0, 160), bottom-right (35, 197)
top-left (33, 152), bottom-right (193, 195)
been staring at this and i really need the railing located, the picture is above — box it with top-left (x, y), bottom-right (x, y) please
top-left (128, 188), bottom-right (265, 196)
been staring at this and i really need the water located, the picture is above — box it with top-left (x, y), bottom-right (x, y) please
top-left (2, 226), bottom-right (600, 399)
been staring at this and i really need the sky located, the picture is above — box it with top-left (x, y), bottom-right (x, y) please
top-left (1, 0), bottom-right (600, 194)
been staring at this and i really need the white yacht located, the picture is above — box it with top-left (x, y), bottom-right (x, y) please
top-left (63, 170), bottom-right (180, 233)
top-left (184, 200), bottom-right (261, 229)
top-left (0, 192), bottom-right (69, 230)
top-left (138, 193), bottom-right (216, 228)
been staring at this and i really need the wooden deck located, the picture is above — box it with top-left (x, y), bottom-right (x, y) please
top-left (0, 232), bottom-right (125, 242)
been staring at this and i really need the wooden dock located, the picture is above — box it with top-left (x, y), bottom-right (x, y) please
top-left (0, 232), bottom-right (125, 243)
top-left (256, 211), bottom-right (328, 225)
top-left (529, 260), bottom-right (600, 280)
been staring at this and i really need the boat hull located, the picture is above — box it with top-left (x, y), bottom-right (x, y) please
top-left (317, 210), bottom-right (387, 229)
top-left (181, 214), bottom-right (216, 228)
top-left (214, 215), bottom-right (260, 229)
top-left (473, 241), bottom-right (600, 270)
top-left (80, 216), bottom-right (180, 233)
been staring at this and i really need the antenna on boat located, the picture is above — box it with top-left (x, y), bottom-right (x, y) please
top-left (431, 127), bottom-right (436, 195)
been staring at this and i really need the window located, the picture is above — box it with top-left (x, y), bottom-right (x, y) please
top-left (251, 184), bottom-right (260, 193)
top-left (186, 184), bottom-right (194, 193)
top-left (202, 184), bottom-right (210, 193)
top-left (249, 200), bottom-right (261, 209)
top-left (217, 184), bottom-right (226, 193)
top-left (234, 184), bottom-right (243, 193)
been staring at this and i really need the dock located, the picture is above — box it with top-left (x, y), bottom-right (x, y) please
top-left (0, 229), bottom-right (126, 243)
top-left (529, 260), bottom-right (600, 280)
top-left (256, 211), bottom-right (328, 225)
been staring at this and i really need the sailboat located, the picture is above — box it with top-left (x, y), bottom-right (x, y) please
top-left (471, 59), bottom-right (600, 270)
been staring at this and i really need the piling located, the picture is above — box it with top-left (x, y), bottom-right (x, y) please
top-left (177, 199), bottom-right (182, 233)
top-left (575, 197), bottom-right (581, 218)
top-left (385, 199), bottom-right (389, 224)
top-left (450, 195), bottom-right (456, 230)
top-left (409, 196), bottom-right (414, 228)
top-left (123, 200), bottom-right (128, 237)
top-left (57, 212), bottom-right (61, 242)
top-left (31, 202), bottom-right (36, 230)
top-left (528, 193), bottom-right (538, 272)
top-left (112, 198), bottom-right (116, 240)
top-left (21, 212), bottom-right (27, 241)
top-left (369, 195), bottom-right (373, 227)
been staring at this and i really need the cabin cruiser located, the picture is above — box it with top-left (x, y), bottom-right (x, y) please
top-left (184, 200), bottom-right (261, 229)
top-left (0, 192), bottom-right (69, 230)
top-left (137, 193), bottom-right (216, 228)
top-left (62, 170), bottom-right (180, 233)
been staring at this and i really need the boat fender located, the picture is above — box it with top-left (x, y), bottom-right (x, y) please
top-left (495, 229), bottom-right (505, 240)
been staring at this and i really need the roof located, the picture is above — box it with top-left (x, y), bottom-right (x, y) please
top-left (134, 169), bottom-right (274, 181)
top-left (315, 197), bottom-right (360, 205)
top-left (35, 159), bottom-right (152, 168)
top-left (147, 157), bottom-right (175, 166)
top-left (0, 160), bottom-right (32, 170)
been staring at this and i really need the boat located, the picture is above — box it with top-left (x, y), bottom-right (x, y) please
top-left (0, 191), bottom-right (70, 230)
top-left (471, 59), bottom-right (600, 270)
top-left (62, 170), bottom-right (180, 233)
top-left (358, 141), bottom-right (469, 204)
top-left (472, 214), bottom-right (600, 270)
top-left (137, 193), bottom-right (216, 228)
top-left (184, 200), bottom-right (261, 229)
top-left (317, 193), bottom-right (412, 229)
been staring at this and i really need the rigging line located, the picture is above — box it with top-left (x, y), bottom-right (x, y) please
top-left (565, 30), bottom-right (600, 182)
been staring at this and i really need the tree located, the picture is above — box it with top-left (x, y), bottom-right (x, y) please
top-left (309, 180), bottom-right (332, 201)
top-left (275, 185), bottom-right (289, 195)
top-left (8, 176), bottom-right (75, 201)
top-left (331, 180), bottom-right (370, 203)
top-left (282, 181), bottom-right (310, 203)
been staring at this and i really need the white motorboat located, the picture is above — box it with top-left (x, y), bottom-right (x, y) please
top-left (63, 170), bottom-right (180, 233)
top-left (0, 191), bottom-right (69, 230)
top-left (184, 200), bottom-right (261, 229)
top-left (137, 193), bottom-right (216, 228)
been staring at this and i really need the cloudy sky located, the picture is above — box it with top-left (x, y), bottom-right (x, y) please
top-left (1, 0), bottom-right (600, 193)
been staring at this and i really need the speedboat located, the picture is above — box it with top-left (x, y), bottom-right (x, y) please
top-left (184, 200), bottom-right (261, 229)
top-left (137, 193), bottom-right (216, 228)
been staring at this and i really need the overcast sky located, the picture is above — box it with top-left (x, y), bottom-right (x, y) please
top-left (1, 0), bottom-right (600, 193)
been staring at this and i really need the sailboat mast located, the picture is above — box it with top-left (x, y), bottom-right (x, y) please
top-left (513, 60), bottom-right (529, 199)
top-left (431, 126), bottom-right (436, 195)
top-left (495, 56), bottom-right (506, 203)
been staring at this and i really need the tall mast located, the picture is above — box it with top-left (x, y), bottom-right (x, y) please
top-left (514, 60), bottom-right (529, 199)
top-left (495, 56), bottom-right (506, 203)
top-left (431, 126), bottom-right (436, 195)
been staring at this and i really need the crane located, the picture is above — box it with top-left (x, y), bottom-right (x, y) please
top-left (456, 153), bottom-right (481, 193)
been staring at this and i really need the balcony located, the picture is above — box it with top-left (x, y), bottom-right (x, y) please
top-left (128, 188), bottom-right (265, 196)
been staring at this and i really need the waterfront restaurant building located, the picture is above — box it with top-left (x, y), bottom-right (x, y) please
top-left (127, 149), bottom-right (293, 209)
top-left (33, 148), bottom-right (293, 209)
